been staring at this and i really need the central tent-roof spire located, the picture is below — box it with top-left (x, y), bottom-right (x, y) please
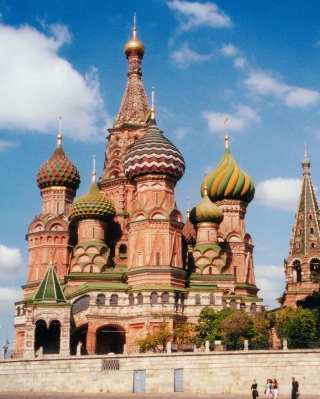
top-left (113, 14), bottom-right (150, 128)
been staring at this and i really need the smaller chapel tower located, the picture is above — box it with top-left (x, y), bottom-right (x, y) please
top-left (281, 150), bottom-right (320, 307)
top-left (26, 121), bottom-right (80, 295)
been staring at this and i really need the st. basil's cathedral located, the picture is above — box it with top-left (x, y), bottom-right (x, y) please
top-left (13, 22), bottom-right (302, 358)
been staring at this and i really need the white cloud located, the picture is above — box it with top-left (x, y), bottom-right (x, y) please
top-left (245, 71), bottom-right (320, 108)
top-left (255, 264), bottom-right (285, 309)
top-left (0, 287), bottom-right (23, 313)
top-left (173, 127), bottom-right (190, 139)
top-left (234, 57), bottom-right (246, 68)
top-left (0, 245), bottom-right (26, 280)
top-left (0, 23), bottom-right (108, 142)
top-left (221, 43), bottom-right (238, 57)
top-left (0, 140), bottom-right (18, 151)
top-left (170, 42), bottom-right (212, 66)
top-left (255, 178), bottom-right (301, 211)
top-left (202, 105), bottom-right (260, 134)
top-left (167, 0), bottom-right (231, 30)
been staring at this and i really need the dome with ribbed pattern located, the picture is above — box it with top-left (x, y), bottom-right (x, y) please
top-left (124, 120), bottom-right (185, 181)
top-left (70, 182), bottom-right (116, 222)
top-left (202, 143), bottom-right (255, 204)
top-left (37, 137), bottom-right (80, 191)
top-left (190, 194), bottom-right (224, 225)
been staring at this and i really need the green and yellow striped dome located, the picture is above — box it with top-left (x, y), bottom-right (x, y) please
top-left (190, 193), bottom-right (224, 225)
top-left (70, 181), bottom-right (116, 222)
top-left (202, 138), bottom-right (255, 204)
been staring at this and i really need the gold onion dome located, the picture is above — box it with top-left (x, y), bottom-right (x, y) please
top-left (202, 136), bottom-right (255, 204)
top-left (190, 184), bottom-right (224, 225)
top-left (70, 169), bottom-right (116, 222)
top-left (37, 129), bottom-right (80, 191)
top-left (124, 25), bottom-right (145, 58)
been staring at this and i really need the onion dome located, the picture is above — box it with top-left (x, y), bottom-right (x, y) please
top-left (124, 24), bottom-right (145, 58)
top-left (190, 183), bottom-right (224, 225)
top-left (70, 163), bottom-right (116, 222)
top-left (202, 136), bottom-right (255, 204)
top-left (182, 199), bottom-right (197, 245)
top-left (124, 107), bottom-right (185, 182)
top-left (37, 127), bottom-right (80, 190)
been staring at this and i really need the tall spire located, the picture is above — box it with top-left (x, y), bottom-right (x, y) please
top-left (114, 17), bottom-right (150, 128)
top-left (289, 151), bottom-right (319, 257)
top-left (57, 117), bottom-right (62, 148)
top-left (92, 155), bottom-right (96, 183)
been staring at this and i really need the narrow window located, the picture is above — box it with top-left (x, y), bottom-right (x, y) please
top-left (195, 295), bottom-right (201, 305)
top-left (151, 292), bottom-right (158, 304)
top-left (156, 252), bottom-right (161, 266)
top-left (128, 294), bottom-right (134, 306)
top-left (209, 267), bottom-right (212, 275)
top-left (137, 293), bottom-right (143, 305)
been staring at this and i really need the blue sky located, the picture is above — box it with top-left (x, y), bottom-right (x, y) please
top-left (1, 0), bottom-right (320, 346)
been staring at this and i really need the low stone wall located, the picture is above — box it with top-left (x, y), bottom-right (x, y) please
top-left (0, 350), bottom-right (318, 395)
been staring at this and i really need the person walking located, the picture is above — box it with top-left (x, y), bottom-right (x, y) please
top-left (265, 379), bottom-right (271, 399)
top-left (273, 379), bottom-right (279, 399)
top-left (251, 379), bottom-right (258, 399)
top-left (292, 377), bottom-right (299, 399)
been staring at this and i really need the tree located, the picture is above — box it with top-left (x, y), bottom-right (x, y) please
top-left (195, 306), bottom-right (236, 348)
top-left (136, 321), bottom-right (172, 353)
top-left (276, 307), bottom-right (318, 349)
top-left (250, 312), bottom-right (272, 349)
top-left (172, 322), bottom-right (197, 344)
top-left (221, 311), bottom-right (253, 350)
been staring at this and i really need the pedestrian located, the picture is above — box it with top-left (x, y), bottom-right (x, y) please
top-left (273, 379), bottom-right (279, 399)
top-left (251, 379), bottom-right (259, 399)
top-left (265, 379), bottom-right (271, 398)
top-left (292, 377), bottom-right (299, 399)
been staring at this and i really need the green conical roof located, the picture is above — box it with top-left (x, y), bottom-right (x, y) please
top-left (33, 263), bottom-right (66, 303)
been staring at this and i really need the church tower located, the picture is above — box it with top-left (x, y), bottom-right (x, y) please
top-left (281, 150), bottom-right (320, 307)
top-left (26, 122), bottom-right (80, 295)
top-left (123, 99), bottom-right (186, 289)
top-left (199, 131), bottom-right (259, 309)
top-left (99, 21), bottom-right (150, 267)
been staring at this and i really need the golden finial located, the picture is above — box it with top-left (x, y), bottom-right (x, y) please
top-left (57, 117), bottom-right (62, 148)
top-left (150, 87), bottom-right (156, 120)
top-left (224, 117), bottom-right (229, 149)
top-left (187, 197), bottom-right (190, 219)
top-left (124, 14), bottom-right (145, 57)
top-left (203, 173), bottom-right (208, 196)
top-left (92, 155), bottom-right (96, 183)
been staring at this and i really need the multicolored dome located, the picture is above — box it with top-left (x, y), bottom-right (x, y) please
top-left (124, 120), bottom-right (185, 182)
top-left (70, 178), bottom-right (116, 222)
top-left (37, 135), bottom-right (80, 191)
top-left (190, 192), bottom-right (224, 225)
top-left (202, 137), bottom-right (255, 204)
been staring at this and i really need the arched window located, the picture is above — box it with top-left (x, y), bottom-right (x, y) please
top-left (233, 267), bottom-right (237, 278)
top-left (293, 260), bottom-right (302, 282)
top-left (119, 244), bottom-right (127, 254)
top-left (209, 294), bottom-right (215, 305)
top-left (311, 228), bottom-right (314, 234)
top-left (309, 215), bottom-right (313, 220)
top-left (137, 293), bottom-right (143, 305)
top-left (230, 299), bottom-right (237, 309)
top-left (310, 258), bottom-right (320, 274)
top-left (195, 294), bottom-right (201, 305)
top-left (110, 294), bottom-right (118, 306)
top-left (156, 252), bottom-right (161, 266)
top-left (250, 303), bottom-right (257, 312)
top-left (128, 293), bottom-right (134, 306)
top-left (209, 267), bottom-right (212, 275)
top-left (96, 294), bottom-right (105, 305)
top-left (240, 303), bottom-right (246, 312)
top-left (162, 292), bottom-right (169, 303)
top-left (90, 265), bottom-right (93, 273)
top-left (151, 292), bottom-right (158, 304)
top-left (222, 300), bottom-right (227, 308)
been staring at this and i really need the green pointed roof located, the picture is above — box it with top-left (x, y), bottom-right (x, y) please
top-left (33, 263), bottom-right (66, 303)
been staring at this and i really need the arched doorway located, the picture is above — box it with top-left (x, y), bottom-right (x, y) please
top-left (70, 324), bottom-right (88, 355)
top-left (96, 325), bottom-right (125, 354)
top-left (34, 319), bottom-right (61, 354)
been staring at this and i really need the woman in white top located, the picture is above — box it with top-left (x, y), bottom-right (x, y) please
top-left (273, 379), bottom-right (279, 399)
